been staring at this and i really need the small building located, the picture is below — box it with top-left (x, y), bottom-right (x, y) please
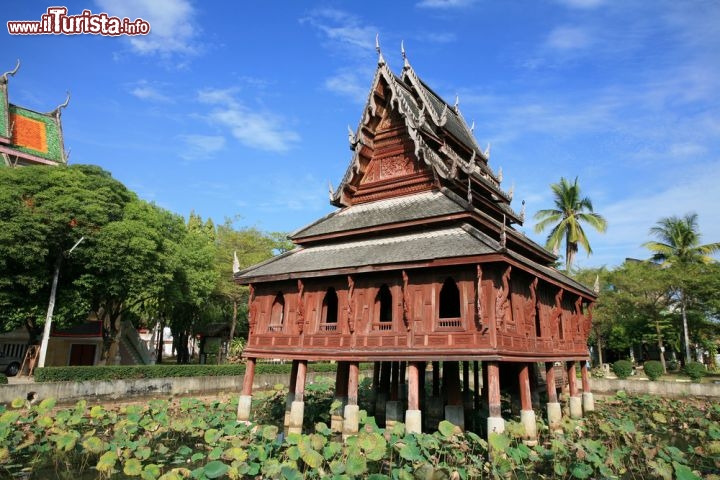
top-left (236, 46), bottom-right (596, 440)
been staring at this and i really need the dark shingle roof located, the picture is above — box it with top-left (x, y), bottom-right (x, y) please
top-left (291, 190), bottom-right (466, 240)
top-left (237, 224), bottom-right (499, 281)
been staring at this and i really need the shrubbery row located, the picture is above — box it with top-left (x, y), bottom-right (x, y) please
top-left (32, 362), bottom-right (374, 383)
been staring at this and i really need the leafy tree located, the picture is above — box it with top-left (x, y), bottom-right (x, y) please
top-left (0, 165), bottom-right (134, 340)
top-left (534, 176), bottom-right (607, 271)
top-left (643, 213), bottom-right (720, 363)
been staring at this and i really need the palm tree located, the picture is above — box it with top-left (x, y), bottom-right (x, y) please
top-left (534, 177), bottom-right (608, 271)
top-left (642, 213), bottom-right (720, 363)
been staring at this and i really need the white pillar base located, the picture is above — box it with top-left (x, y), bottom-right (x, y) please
top-left (331, 397), bottom-right (346, 433)
top-left (569, 395), bottom-right (583, 419)
top-left (546, 402), bottom-right (562, 432)
top-left (405, 409), bottom-right (422, 434)
top-left (486, 416), bottom-right (505, 435)
top-left (385, 401), bottom-right (402, 430)
top-left (237, 395), bottom-right (252, 422)
top-left (520, 409), bottom-right (537, 446)
top-left (283, 393), bottom-right (295, 435)
top-left (342, 404), bottom-right (360, 441)
top-left (582, 392), bottom-right (595, 413)
top-left (288, 400), bottom-right (304, 435)
top-left (444, 405), bottom-right (465, 431)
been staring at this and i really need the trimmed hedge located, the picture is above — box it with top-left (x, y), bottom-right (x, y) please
top-left (683, 361), bottom-right (706, 382)
top-left (643, 360), bottom-right (664, 381)
top-left (0, 373), bottom-right (7, 385)
top-left (612, 359), bottom-right (633, 379)
top-left (34, 362), bottom-right (373, 383)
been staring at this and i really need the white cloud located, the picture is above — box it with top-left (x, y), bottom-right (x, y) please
top-left (301, 9), bottom-right (376, 56)
top-left (545, 26), bottom-right (593, 51)
top-left (129, 80), bottom-right (173, 102)
top-left (324, 70), bottom-right (371, 104)
top-left (198, 88), bottom-right (300, 153)
top-left (416, 0), bottom-right (478, 8)
top-left (95, 0), bottom-right (198, 56)
top-left (178, 134), bottom-right (225, 160)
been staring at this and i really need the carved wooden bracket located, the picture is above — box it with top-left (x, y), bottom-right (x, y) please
top-left (296, 280), bottom-right (305, 334)
top-left (495, 265), bottom-right (512, 329)
top-left (476, 265), bottom-right (483, 325)
top-left (347, 275), bottom-right (355, 334)
top-left (552, 288), bottom-right (564, 326)
top-left (402, 270), bottom-right (411, 331)
top-left (526, 277), bottom-right (538, 327)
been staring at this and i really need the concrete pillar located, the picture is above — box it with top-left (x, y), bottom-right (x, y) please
top-left (343, 362), bottom-right (360, 440)
top-left (406, 362), bottom-right (422, 434)
top-left (518, 363), bottom-right (537, 445)
top-left (581, 361), bottom-right (594, 413)
top-left (237, 358), bottom-right (256, 421)
top-left (288, 360), bottom-right (307, 434)
top-left (332, 362), bottom-right (349, 433)
top-left (567, 361), bottom-right (582, 419)
top-left (486, 361), bottom-right (504, 435)
top-left (545, 362), bottom-right (562, 432)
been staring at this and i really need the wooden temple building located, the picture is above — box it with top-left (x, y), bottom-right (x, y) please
top-left (235, 44), bottom-right (596, 441)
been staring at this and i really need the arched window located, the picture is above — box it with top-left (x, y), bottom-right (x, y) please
top-left (269, 293), bottom-right (284, 332)
top-left (374, 284), bottom-right (393, 331)
top-left (438, 277), bottom-right (462, 329)
top-left (320, 287), bottom-right (338, 331)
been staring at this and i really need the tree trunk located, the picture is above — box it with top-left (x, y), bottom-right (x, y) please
top-left (655, 319), bottom-right (667, 373)
top-left (680, 290), bottom-right (691, 364)
top-left (596, 335), bottom-right (604, 368)
top-left (228, 299), bottom-right (237, 344)
top-left (156, 321), bottom-right (164, 364)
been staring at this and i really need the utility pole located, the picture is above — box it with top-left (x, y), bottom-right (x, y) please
top-left (37, 236), bottom-right (85, 368)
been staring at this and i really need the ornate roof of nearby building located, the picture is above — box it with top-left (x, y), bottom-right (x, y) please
top-left (0, 60), bottom-right (69, 167)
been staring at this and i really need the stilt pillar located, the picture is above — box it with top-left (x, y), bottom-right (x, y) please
top-left (283, 360), bottom-right (299, 435)
top-left (432, 361), bottom-right (440, 397)
top-left (376, 361), bottom-right (391, 421)
top-left (473, 361), bottom-right (480, 411)
top-left (567, 361), bottom-right (582, 419)
top-left (486, 361), bottom-right (505, 435)
top-left (288, 360), bottom-right (307, 435)
top-left (386, 362), bottom-right (403, 429)
top-left (581, 361), bottom-right (594, 413)
top-left (237, 357), bottom-right (256, 422)
top-left (518, 363), bottom-right (537, 446)
top-left (332, 362), bottom-right (350, 433)
top-left (405, 362), bottom-right (422, 434)
top-left (343, 362), bottom-right (360, 440)
top-left (545, 362), bottom-right (562, 432)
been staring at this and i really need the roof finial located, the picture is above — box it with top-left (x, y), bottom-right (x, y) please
top-left (329, 181), bottom-right (335, 201)
top-left (454, 94), bottom-right (460, 113)
top-left (497, 166), bottom-right (503, 183)
top-left (375, 33), bottom-right (385, 66)
top-left (470, 120), bottom-right (475, 133)
top-left (53, 91), bottom-right (71, 117)
top-left (520, 200), bottom-right (526, 222)
top-left (401, 40), bottom-right (410, 69)
top-left (483, 142), bottom-right (491, 159)
top-left (347, 125), bottom-right (357, 149)
top-left (508, 182), bottom-right (514, 201)
top-left (1, 58), bottom-right (21, 84)
top-left (593, 274), bottom-right (600, 294)
top-left (232, 251), bottom-right (240, 274)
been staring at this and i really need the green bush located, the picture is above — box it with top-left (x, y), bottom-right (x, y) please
top-left (33, 361), bottom-right (372, 383)
top-left (0, 373), bottom-right (7, 384)
top-left (683, 361), bottom-right (706, 382)
top-left (643, 360), bottom-right (664, 381)
top-left (612, 360), bottom-right (633, 379)
top-left (667, 359), bottom-right (679, 372)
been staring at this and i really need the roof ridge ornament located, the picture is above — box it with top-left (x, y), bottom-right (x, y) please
top-left (328, 181), bottom-right (335, 201)
top-left (497, 166), bottom-right (503, 183)
top-left (520, 200), bottom-right (526, 223)
top-left (347, 125), bottom-right (358, 149)
top-left (500, 214), bottom-right (507, 248)
top-left (484, 142), bottom-right (491, 159)
top-left (52, 91), bottom-right (71, 118)
top-left (454, 94), bottom-right (460, 113)
top-left (1, 59), bottom-right (20, 84)
top-left (470, 120), bottom-right (475, 133)
top-left (401, 40), bottom-right (409, 68)
top-left (376, 34), bottom-right (385, 66)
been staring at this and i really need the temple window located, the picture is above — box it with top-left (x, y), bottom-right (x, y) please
top-left (374, 284), bottom-right (393, 331)
top-left (438, 277), bottom-right (462, 328)
top-left (320, 287), bottom-right (339, 332)
top-left (268, 293), bottom-right (285, 332)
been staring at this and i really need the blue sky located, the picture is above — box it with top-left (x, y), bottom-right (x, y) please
top-left (3, 0), bottom-right (719, 269)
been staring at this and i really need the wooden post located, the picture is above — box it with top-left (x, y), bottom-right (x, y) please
top-left (486, 361), bottom-right (504, 434)
top-left (391, 361), bottom-right (400, 401)
top-left (567, 361), bottom-right (582, 418)
top-left (407, 362), bottom-right (419, 410)
top-left (343, 362), bottom-right (361, 439)
top-left (463, 361), bottom-right (470, 393)
top-left (519, 364), bottom-right (532, 411)
top-left (289, 360), bottom-right (299, 395)
top-left (241, 358), bottom-right (256, 396)
top-left (399, 361), bottom-right (407, 385)
top-left (348, 362), bottom-right (359, 405)
top-left (473, 361), bottom-right (480, 411)
top-left (296, 360), bottom-right (308, 401)
top-left (336, 361), bottom-right (349, 398)
top-left (581, 361), bottom-right (591, 393)
top-left (545, 362), bottom-right (558, 403)
top-left (419, 362), bottom-right (426, 407)
top-left (581, 360), bottom-right (594, 412)
top-left (380, 361), bottom-right (391, 394)
top-left (372, 361), bottom-right (381, 391)
top-left (518, 362), bottom-right (537, 445)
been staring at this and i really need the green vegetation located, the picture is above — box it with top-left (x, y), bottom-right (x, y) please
top-left (533, 176), bottom-right (607, 271)
top-left (611, 359), bottom-right (633, 379)
top-left (0, 374), bottom-right (7, 385)
top-left (683, 361), bottom-right (707, 383)
top-left (1, 387), bottom-right (718, 479)
top-left (643, 360), bottom-right (664, 381)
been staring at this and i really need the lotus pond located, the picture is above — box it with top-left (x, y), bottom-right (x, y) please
top-left (0, 384), bottom-right (718, 479)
